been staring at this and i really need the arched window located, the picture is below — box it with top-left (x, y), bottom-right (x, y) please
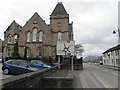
top-left (6, 47), bottom-right (12, 57)
top-left (8, 35), bottom-right (12, 43)
top-left (14, 34), bottom-right (18, 43)
top-left (24, 47), bottom-right (31, 58)
top-left (27, 32), bottom-right (31, 42)
top-left (58, 32), bottom-right (61, 41)
top-left (32, 28), bottom-right (37, 42)
top-left (37, 47), bottom-right (43, 57)
top-left (39, 31), bottom-right (43, 42)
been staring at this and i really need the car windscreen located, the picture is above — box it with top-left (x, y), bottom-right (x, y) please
top-left (18, 61), bottom-right (29, 67)
top-left (30, 60), bottom-right (43, 64)
top-left (10, 60), bottom-right (29, 67)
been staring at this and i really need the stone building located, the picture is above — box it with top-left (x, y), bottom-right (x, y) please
top-left (3, 2), bottom-right (74, 61)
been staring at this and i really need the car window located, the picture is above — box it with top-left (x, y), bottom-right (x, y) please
top-left (18, 61), bottom-right (29, 67)
top-left (11, 61), bottom-right (19, 65)
top-left (31, 60), bottom-right (43, 64)
top-left (6, 60), bottom-right (13, 64)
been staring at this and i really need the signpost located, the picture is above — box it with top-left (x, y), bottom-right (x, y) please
top-left (57, 41), bottom-right (75, 70)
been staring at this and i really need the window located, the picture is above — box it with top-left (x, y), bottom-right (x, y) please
top-left (32, 28), bottom-right (37, 42)
top-left (27, 32), bottom-right (31, 42)
top-left (58, 32), bottom-right (61, 41)
top-left (39, 31), bottom-right (43, 42)
top-left (116, 59), bottom-right (118, 64)
top-left (6, 47), bottom-right (11, 57)
top-left (111, 59), bottom-right (113, 63)
top-left (8, 35), bottom-right (12, 43)
top-left (115, 50), bottom-right (117, 55)
top-left (104, 60), bottom-right (106, 64)
top-left (118, 59), bottom-right (120, 65)
top-left (38, 47), bottom-right (43, 57)
top-left (26, 47), bottom-right (31, 58)
top-left (14, 34), bottom-right (18, 43)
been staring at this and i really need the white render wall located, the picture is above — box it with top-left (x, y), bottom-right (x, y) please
top-left (102, 49), bottom-right (120, 67)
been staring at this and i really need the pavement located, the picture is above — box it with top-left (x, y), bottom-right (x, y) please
top-left (43, 69), bottom-right (74, 88)
top-left (94, 64), bottom-right (120, 71)
top-left (44, 69), bottom-right (73, 79)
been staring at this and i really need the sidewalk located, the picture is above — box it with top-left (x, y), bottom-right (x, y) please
top-left (42, 69), bottom-right (74, 88)
top-left (100, 65), bottom-right (120, 71)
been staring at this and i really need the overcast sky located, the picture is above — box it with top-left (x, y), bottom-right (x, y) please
top-left (0, 0), bottom-right (119, 57)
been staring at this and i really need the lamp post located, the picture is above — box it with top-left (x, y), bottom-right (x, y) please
top-left (113, 28), bottom-right (120, 45)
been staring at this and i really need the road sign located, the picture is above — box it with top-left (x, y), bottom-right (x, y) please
top-left (57, 41), bottom-right (75, 56)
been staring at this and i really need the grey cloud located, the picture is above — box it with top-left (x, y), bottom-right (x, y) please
top-left (0, 0), bottom-right (119, 57)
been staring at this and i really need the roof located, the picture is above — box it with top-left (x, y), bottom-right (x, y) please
top-left (4, 20), bottom-right (22, 33)
top-left (23, 12), bottom-right (46, 27)
top-left (102, 44), bottom-right (120, 54)
top-left (50, 2), bottom-right (69, 17)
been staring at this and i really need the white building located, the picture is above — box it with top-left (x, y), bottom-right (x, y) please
top-left (102, 45), bottom-right (120, 67)
top-left (0, 39), bottom-right (3, 59)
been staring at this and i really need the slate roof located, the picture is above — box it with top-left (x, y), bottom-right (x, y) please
top-left (4, 20), bottom-right (22, 33)
top-left (50, 2), bottom-right (68, 16)
top-left (102, 44), bottom-right (120, 54)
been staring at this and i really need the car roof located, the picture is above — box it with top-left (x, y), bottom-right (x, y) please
top-left (7, 59), bottom-right (26, 62)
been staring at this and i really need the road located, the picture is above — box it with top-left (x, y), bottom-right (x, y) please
top-left (73, 63), bottom-right (119, 89)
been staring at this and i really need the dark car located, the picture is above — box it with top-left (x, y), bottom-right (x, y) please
top-left (100, 61), bottom-right (103, 65)
top-left (29, 60), bottom-right (51, 69)
top-left (2, 59), bottom-right (38, 75)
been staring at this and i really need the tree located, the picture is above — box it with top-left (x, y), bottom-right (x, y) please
top-left (12, 41), bottom-right (20, 58)
top-left (75, 44), bottom-right (85, 57)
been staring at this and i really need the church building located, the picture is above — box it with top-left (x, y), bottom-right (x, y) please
top-left (3, 2), bottom-right (74, 61)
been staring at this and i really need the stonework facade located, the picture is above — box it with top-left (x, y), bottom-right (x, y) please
top-left (3, 2), bottom-right (74, 61)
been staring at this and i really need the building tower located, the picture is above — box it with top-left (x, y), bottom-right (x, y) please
top-left (50, 2), bottom-right (73, 61)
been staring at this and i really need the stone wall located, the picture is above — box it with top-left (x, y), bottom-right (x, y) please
top-left (2, 66), bottom-right (57, 89)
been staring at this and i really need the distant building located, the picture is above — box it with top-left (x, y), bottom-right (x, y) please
top-left (102, 45), bottom-right (120, 67)
top-left (0, 39), bottom-right (3, 58)
top-left (3, 2), bottom-right (74, 62)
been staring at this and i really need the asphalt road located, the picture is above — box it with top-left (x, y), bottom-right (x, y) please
top-left (73, 63), bottom-right (119, 89)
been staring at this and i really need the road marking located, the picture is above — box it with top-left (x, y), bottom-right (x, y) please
top-left (79, 71), bottom-right (89, 88)
top-left (87, 71), bottom-right (101, 88)
top-left (91, 71), bottom-right (112, 88)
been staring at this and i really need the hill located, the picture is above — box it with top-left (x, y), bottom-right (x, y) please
top-left (83, 55), bottom-right (102, 63)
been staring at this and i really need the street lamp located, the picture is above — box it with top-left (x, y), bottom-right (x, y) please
top-left (113, 28), bottom-right (120, 45)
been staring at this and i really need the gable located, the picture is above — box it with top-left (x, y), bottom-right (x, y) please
top-left (23, 12), bottom-right (47, 28)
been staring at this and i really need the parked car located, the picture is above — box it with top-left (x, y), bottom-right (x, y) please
top-left (29, 60), bottom-right (51, 69)
top-left (2, 59), bottom-right (38, 75)
top-left (100, 61), bottom-right (103, 65)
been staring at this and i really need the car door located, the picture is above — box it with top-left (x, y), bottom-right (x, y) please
top-left (10, 61), bottom-right (21, 74)
top-left (17, 61), bottom-right (30, 74)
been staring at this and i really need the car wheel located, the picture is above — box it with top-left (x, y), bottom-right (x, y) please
top-left (3, 68), bottom-right (9, 75)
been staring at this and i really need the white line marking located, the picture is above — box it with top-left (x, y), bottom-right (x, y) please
top-left (91, 71), bottom-right (112, 88)
top-left (79, 71), bottom-right (89, 88)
